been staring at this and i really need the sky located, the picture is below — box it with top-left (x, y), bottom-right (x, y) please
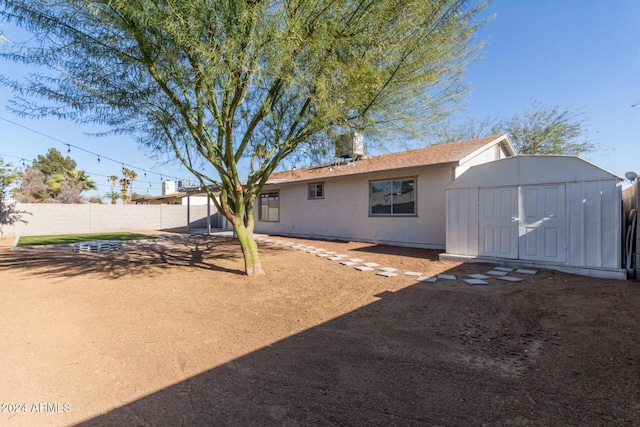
top-left (0, 0), bottom-right (639, 199)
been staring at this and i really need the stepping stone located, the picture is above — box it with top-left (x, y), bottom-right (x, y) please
top-left (515, 269), bottom-right (538, 275)
top-left (280, 242), bottom-right (294, 247)
top-left (494, 266), bottom-right (514, 272)
top-left (379, 267), bottom-right (398, 273)
top-left (348, 258), bottom-right (364, 263)
top-left (308, 250), bottom-right (323, 254)
top-left (316, 253), bottom-right (330, 258)
top-left (498, 276), bottom-right (524, 282)
top-left (377, 271), bottom-right (398, 278)
top-left (464, 279), bottom-right (489, 285)
top-left (417, 276), bottom-right (437, 283)
top-left (340, 261), bottom-right (359, 266)
top-left (263, 239), bottom-right (273, 243)
top-left (324, 251), bottom-right (336, 255)
top-left (404, 271), bottom-right (423, 276)
top-left (328, 256), bottom-right (347, 261)
top-left (363, 262), bottom-right (380, 268)
top-left (468, 274), bottom-right (491, 280)
top-left (355, 266), bottom-right (375, 272)
top-left (437, 274), bottom-right (457, 280)
top-left (487, 270), bottom-right (508, 276)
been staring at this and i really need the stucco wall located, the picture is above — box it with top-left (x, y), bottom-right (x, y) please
top-left (4, 203), bottom-right (216, 237)
top-left (254, 165), bottom-right (455, 249)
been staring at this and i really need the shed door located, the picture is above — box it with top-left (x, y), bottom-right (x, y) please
top-left (479, 187), bottom-right (518, 259)
top-left (519, 185), bottom-right (566, 262)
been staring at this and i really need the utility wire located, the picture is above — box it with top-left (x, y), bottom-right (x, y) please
top-left (0, 115), bottom-right (192, 182)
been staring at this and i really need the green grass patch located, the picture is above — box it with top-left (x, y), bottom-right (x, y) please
top-left (17, 232), bottom-right (157, 247)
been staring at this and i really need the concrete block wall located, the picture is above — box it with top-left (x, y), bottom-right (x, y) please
top-left (3, 203), bottom-right (217, 237)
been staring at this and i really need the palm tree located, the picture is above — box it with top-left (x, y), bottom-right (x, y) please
top-left (109, 175), bottom-right (118, 188)
top-left (119, 178), bottom-right (129, 204)
top-left (103, 190), bottom-right (120, 205)
top-left (126, 169), bottom-right (137, 202)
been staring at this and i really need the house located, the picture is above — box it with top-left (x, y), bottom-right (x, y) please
top-left (442, 155), bottom-right (625, 279)
top-left (254, 134), bottom-right (516, 249)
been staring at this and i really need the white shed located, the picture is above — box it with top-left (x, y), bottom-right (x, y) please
top-left (442, 155), bottom-right (625, 279)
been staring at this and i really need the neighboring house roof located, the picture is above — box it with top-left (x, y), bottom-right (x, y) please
top-left (131, 192), bottom-right (187, 203)
top-left (267, 134), bottom-right (515, 184)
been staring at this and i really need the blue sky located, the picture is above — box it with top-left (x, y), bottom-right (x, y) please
top-left (1, 0), bottom-right (639, 198)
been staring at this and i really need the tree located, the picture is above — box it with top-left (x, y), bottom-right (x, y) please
top-left (0, 0), bottom-right (488, 275)
top-left (15, 148), bottom-right (97, 202)
top-left (103, 190), bottom-right (121, 205)
top-left (122, 168), bottom-right (138, 203)
top-left (15, 167), bottom-right (48, 202)
top-left (0, 157), bottom-right (29, 238)
top-left (432, 101), bottom-right (595, 155)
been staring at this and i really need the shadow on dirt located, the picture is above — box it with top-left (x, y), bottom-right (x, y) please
top-left (0, 235), bottom-right (248, 279)
top-left (73, 266), bottom-right (640, 426)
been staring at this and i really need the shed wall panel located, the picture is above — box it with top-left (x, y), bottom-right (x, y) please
top-left (446, 188), bottom-right (478, 256)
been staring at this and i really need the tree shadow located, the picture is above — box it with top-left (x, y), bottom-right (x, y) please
top-left (72, 266), bottom-right (638, 426)
top-left (0, 235), bottom-right (247, 279)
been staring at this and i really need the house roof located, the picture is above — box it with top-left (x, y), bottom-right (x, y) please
top-left (267, 134), bottom-right (514, 184)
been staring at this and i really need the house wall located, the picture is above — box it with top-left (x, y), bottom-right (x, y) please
top-left (254, 165), bottom-right (455, 249)
top-left (4, 203), bottom-right (215, 237)
top-left (454, 144), bottom-right (510, 178)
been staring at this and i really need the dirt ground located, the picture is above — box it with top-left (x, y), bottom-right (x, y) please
top-left (0, 232), bottom-right (639, 426)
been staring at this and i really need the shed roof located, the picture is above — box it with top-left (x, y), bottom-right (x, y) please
top-left (267, 134), bottom-right (514, 184)
top-left (447, 155), bottom-right (622, 189)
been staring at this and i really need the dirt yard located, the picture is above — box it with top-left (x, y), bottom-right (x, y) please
top-left (0, 232), bottom-right (639, 426)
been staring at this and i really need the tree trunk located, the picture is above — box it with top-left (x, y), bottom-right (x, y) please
top-left (233, 217), bottom-right (265, 276)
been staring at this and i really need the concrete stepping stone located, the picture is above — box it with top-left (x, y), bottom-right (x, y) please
top-left (515, 268), bottom-right (538, 275)
top-left (340, 261), bottom-right (359, 266)
top-left (308, 249), bottom-right (323, 254)
top-left (348, 258), bottom-right (364, 263)
top-left (328, 255), bottom-right (347, 261)
top-left (324, 251), bottom-right (336, 255)
top-left (464, 278), bottom-right (489, 285)
top-left (363, 262), bottom-right (380, 267)
top-left (355, 266), bottom-right (375, 272)
top-left (377, 271), bottom-right (398, 278)
top-left (379, 267), bottom-right (398, 273)
top-left (487, 270), bottom-right (508, 276)
top-left (498, 276), bottom-right (524, 282)
top-left (417, 276), bottom-right (437, 283)
top-left (468, 274), bottom-right (491, 280)
top-left (494, 266), bottom-right (514, 272)
top-left (404, 271), bottom-right (423, 276)
top-left (437, 274), bottom-right (456, 280)
top-left (316, 253), bottom-right (330, 258)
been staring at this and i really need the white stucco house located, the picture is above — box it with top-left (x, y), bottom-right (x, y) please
top-left (253, 134), bottom-right (516, 249)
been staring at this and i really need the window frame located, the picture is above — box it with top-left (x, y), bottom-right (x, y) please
top-left (259, 191), bottom-right (280, 222)
top-left (308, 182), bottom-right (325, 200)
top-left (369, 177), bottom-right (417, 216)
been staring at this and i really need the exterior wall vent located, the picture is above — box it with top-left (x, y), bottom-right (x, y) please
top-left (335, 132), bottom-right (365, 159)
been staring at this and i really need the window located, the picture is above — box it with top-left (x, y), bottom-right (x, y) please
top-left (259, 191), bottom-right (279, 221)
top-left (308, 183), bottom-right (324, 199)
top-left (370, 178), bottom-right (416, 215)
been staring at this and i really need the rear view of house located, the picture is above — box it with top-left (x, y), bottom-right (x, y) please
top-left (255, 134), bottom-right (516, 249)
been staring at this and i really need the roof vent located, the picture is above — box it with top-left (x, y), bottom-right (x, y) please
top-left (335, 132), bottom-right (365, 159)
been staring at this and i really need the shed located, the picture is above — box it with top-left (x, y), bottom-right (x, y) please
top-left (442, 155), bottom-right (625, 279)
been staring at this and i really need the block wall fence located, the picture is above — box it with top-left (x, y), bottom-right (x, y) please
top-left (3, 203), bottom-right (220, 238)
